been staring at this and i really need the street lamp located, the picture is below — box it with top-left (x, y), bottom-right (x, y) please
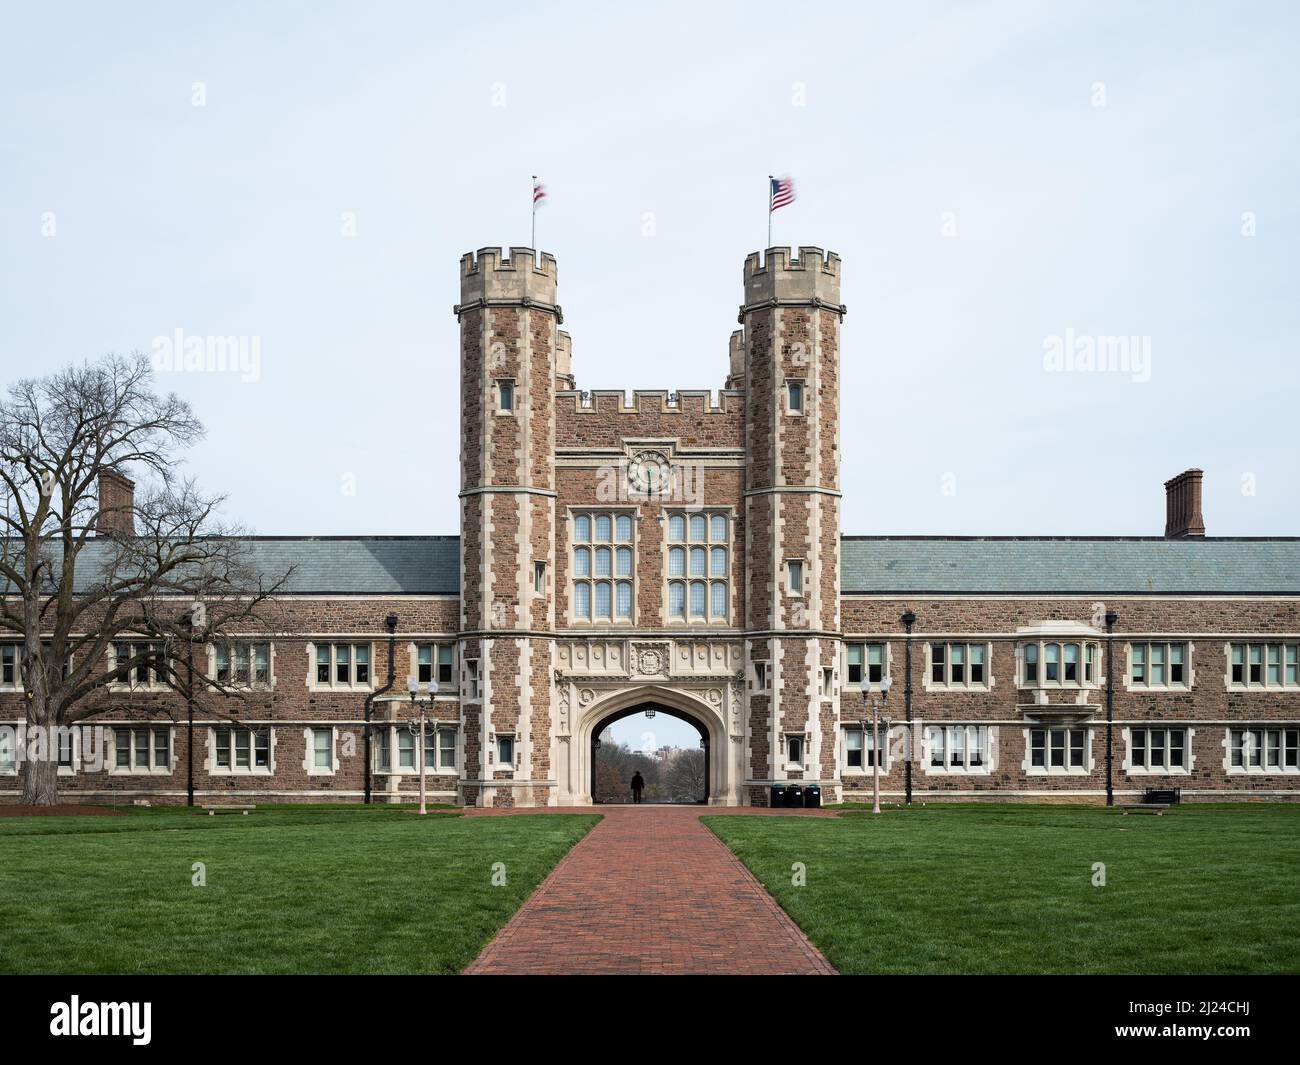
top-left (861, 675), bottom-right (893, 814)
top-left (901, 609), bottom-right (916, 806)
top-left (407, 675), bottom-right (436, 816)
top-left (1105, 611), bottom-right (1118, 808)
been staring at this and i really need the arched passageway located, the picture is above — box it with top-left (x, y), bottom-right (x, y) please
top-left (591, 703), bottom-right (709, 804)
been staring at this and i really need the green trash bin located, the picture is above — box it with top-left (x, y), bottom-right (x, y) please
top-left (804, 785), bottom-right (822, 809)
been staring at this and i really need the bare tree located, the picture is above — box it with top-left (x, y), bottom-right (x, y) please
top-left (663, 748), bottom-right (706, 804)
top-left (0, 353), bottom-right (290, 804)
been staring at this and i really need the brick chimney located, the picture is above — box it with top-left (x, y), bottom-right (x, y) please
top-left (96, 469), bottom-right (136, 537)
top-left (1164, 468), bottom-right (1205, 538)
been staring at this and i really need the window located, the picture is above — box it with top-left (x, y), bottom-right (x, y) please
top-left (497, 380), bottom-right (514, 412)
top-left (112, 727), bottom-right (170, 772)
top-left (787, 380), bottom-right (804, 412)
top-left (572, 510), bottom-right (634, 623)
top-left (417, 643), bottom-right (455, 687)
top-left (785, 735), bottom-right (805, 764)
top-left (846, 643), bottom-right (886, 687)
top-left (437, 729), bottom-right (456, 771)
top-left (842, 727), bottom-right (887, 769)
top-left (497, 734), bottom-right (515, 768)
top-left (1129, 642), bottom-right (1190, 689)
top-left (213, 727), bottom-right (271, 774)
top-left (1229, 727), bottom-right (1300, 773)
top-left (787, 560), bottom-right (804, 596)
top-left (1028, 728), bottom-right (1088, 773)
top-left (112, 642), bottom-right (168, 689)
top-left (667, 511), bottom-right (730, 623)
top-left (466, 659), bottom-right (480, 701)
top-left (1, 644), bottom-right (17, 687)
top-left (375, 729), bottom-right (391, 772)
top-left (534, 560), bottom-right (547, 595)
top-left (214, 642), bottom-right (272, 687)
top-left (1229, 643), bottom-right (1300, 689)
top-left (313, 643), bottom-right (371, 689)
top-left (822, 667), bottom-right (834, 698)
top-left (752, 661), bottom-right (770, 692)
top-left (929, 642), bottom-right (988, 689)
top-left (844, 728), bottom-right (863, 769)
top-left (1021, 640), bottom-right (1101, 688)
top-left (0, 725), bottom-right (15, 772)
top-left (56, 729), bottom-right (75, 769)
top-left (311, 728), bottom-right (334, 771)
top-left (927, 726), bottom-right (990, 772)
top-left (1129, 727), bottom-right (1188, 772)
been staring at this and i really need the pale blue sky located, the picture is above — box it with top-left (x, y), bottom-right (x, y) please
top-left (1, 1), bottom-right (1296, 536)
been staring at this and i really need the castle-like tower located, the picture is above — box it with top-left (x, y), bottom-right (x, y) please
top-left (455, 248), bottom-right (562, 807)
top-left (739, 249), bottom-right (845, 804)
top-left (454, 245), bottom-right (845, 806)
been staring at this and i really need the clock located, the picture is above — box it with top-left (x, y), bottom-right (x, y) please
top-left (627, 450), bottom-right (670, 495)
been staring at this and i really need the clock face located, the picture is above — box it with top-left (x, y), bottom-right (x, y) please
top-left (627, 450), bottom-right (670, 494)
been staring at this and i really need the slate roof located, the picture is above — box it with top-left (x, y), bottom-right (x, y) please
top-left (839, 537), bottom-right (1300, 595)
top-left (8, 535), bottom-right (1298, 597)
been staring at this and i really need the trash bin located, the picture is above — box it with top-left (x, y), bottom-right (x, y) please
top-left (784, 784), bottom-right (804, 808)
top-left (804, 785), bottom-right (822, 809)
top-left (769, 785), bottom-right (784, 808)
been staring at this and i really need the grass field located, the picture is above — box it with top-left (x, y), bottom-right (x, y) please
top-left (705, 804), bottom-right (1300, 975)
top-left (0, 806), bottom-right (597, 974)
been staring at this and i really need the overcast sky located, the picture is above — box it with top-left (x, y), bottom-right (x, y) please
top-left (2, 1), bottom-right (1296, 540)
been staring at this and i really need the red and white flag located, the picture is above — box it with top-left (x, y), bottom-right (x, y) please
top-left (769, 175), bottom-right (795, 212)
top-left (532, 176), bottom-right (547, 209)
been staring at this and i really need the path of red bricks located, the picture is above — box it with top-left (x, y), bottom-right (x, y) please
top-left (464, 805), bottom-right (836, 975)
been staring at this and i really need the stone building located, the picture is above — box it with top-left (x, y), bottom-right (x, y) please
top-left (4, 247), bottom-right (1299, 805)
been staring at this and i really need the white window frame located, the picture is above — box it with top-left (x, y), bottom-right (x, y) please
top-left (840, 725), bottom-right (890, 774)
top-left (845, 642), bottom-right (888, 688)
top-left (111, 726), bottom-right (173, 774)
top-left (751, 660), bottom-right (771, 693)
top-left (210, 726), bottom-right (274, 775)
top-left (212, 640), bottom-right (275, 690)
top-left (0, 723), bottom-right (17, 774)
top-left (664, 509), bottom-right (731, 627)
top-left (1126, 641), bottom-right (1192, 691)
top-left (1024, 726), bottom-right (1092, 775)
top-left (571, 509), bottom-right (637, 626)
top-left (464, 658), bottom-right (481, 702)
top-left (785, 378), bottom-right (806, 414)
top-left (785, 558), bottom-right (806, 599)
top-left (495, 733), bottom-right (516, 772)
top-left (496, 378), bottom-right (515, 414)
top-left (925, 642), bottom-right (992, 691)
top-left (783, 732), bottom-right (808, 769)
top-left (1225, 726), bottom-right (1300, 775)
top-left (309, 642), bottom-right (374, 692)
top-left (1018, 639), bottom-right (1101, 690)
top-left (924, 725), bottom-right (993, 774)
top-left (110, 641), bottom-right (170, 691)
top-left (1226, 642), bottom-right (1300, 691)
top-left (305, 726), bottom-right (337, 775)
top-left (412, 642), bottom-right (456, 688)
top-left (1124, 726), bottom-right (1192, 775)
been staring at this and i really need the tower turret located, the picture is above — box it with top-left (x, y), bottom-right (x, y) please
top-left (739, 247), bottom-right (846, 803)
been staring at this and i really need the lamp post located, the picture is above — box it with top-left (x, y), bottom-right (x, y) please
top-left (181, 606), bottom-right (200, 809)
top-left (901, 609), bottom-right (916, 806)
top-left (407, 676), bottom-right (437, 816)
top-left (862, 675), bottom-right (893, 814)
top-left (363, 613), bottom-right (400, 806)
top-left (1105, 611), bottom-right (1118, 808)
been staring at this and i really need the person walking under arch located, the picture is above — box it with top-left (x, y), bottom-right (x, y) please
top-left (630, 771), bottom-right (645, 804)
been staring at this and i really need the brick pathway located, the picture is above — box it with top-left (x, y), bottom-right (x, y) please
top-left (464, 806), bottom-right (836, 975)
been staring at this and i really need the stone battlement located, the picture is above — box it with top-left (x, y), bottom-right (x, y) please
top-left (742, 246), bottom-right (842, 309)
top-left (459, 246), bottom-right (558, 306)
top-left (557, 389), bottom-right (743, 415)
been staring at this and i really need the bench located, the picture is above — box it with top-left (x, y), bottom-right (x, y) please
top-left (1117, 788), bottom-right (1182, 815)
top-left (201, 805), bottom-right (255, 816)
top-left (1117, 803), bottom-right (1168, 815)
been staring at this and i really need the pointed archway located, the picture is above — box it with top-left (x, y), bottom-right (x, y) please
top-left (590, 702), bottom-right (709, 804)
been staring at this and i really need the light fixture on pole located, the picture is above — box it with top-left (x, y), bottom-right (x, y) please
top-left (407, 676), bottom-right (428, 816)
top-left (863, 675), bottom-right (893, 815)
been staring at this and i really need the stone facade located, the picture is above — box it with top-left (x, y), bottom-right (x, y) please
top-left (2, 246), bottom-right (1298, 805)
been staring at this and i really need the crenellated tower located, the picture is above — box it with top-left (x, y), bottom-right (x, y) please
top-left (455, 247), bottom-right (560, 806)
top-left (739, 247), bottom-right (845, 803)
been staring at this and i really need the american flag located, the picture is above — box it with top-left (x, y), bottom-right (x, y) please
top-left (769, 176), bottom-right (795, 212)
top-left (532, 177), bottom-right (547, 209)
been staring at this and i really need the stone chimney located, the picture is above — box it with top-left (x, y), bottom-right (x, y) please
top-left (96, 469), bottom-right (135, 537)
top-left (1164, 468), bottom-right (1205, 538)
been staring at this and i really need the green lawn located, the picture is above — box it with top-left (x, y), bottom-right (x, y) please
top-left (0, 806), bottom-right (597, 974)
top-left (705, 805), bottom-right (1300, 974)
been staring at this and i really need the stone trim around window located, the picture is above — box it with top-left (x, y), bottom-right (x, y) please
top-left (1121, 725), bottom-right (1195, 775)
top-left (923, 641), bottom-right (994, 692)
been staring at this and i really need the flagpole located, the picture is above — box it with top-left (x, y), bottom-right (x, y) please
top-left (767, 174), bottom-right (773, 249)
top-left (531, 174), bottom-right (537, 248)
